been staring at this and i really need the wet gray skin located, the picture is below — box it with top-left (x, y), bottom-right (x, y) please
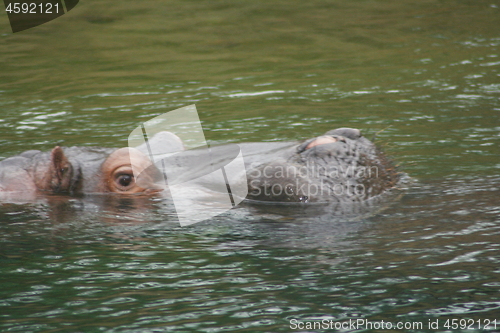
top-left (0, 128), bottom-right (402, 204)
top-left (241, 128), bottom-right (401, 203)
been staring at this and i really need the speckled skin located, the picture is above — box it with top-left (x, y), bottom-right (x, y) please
top-left (243, 128), bottom-right (400, 203)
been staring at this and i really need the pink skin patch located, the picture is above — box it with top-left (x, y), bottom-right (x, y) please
top-left (306, 136), bottom-right (338, 150)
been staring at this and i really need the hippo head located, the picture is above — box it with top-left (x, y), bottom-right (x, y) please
top-left (1, 129), bottom-right (400, 205)
top-left (0, 131), bottom-right (183, 199)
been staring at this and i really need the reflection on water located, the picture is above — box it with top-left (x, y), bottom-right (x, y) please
top-left (1, 0), bottom-right (499, 331)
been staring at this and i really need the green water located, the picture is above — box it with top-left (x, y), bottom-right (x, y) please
top-left (1, 0), bottom-right (499, 332)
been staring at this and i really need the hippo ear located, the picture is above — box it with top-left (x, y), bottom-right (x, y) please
top-left (51, 146), bottom-right (64, 165)
top-left (51, 147), bottom-right (67, 173)
top-left (49, 146), bottom-right (73, 192)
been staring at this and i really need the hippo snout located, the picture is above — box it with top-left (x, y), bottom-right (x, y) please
top-left (246, 127), bottom-right (400, 203)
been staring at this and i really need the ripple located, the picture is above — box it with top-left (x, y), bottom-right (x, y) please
top-left (423, 301), bottom-right (500, 315)
top-left (222, 90), bottom-right (286, 98)
top-left (427, 250), bottom-right (491, 267)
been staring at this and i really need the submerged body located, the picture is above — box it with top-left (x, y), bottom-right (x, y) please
top-left (0, 128), bottom-right (401, 204)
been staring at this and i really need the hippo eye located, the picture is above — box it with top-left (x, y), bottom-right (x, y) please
top-left (109, 165), bottom-right (140, 193)
top-left (117, 174), bottom-right (133, 187)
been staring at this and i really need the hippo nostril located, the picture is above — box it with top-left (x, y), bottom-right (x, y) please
top-left (297, 134), bottom-right (347, 153)
top-left (304, 135), bottom-right (349, 150)
top-left (325, 127), bottom-right (361, 140)
top-left (305, 136), bottom-right (338, 150)
top-left (336, 135), bottom-right (347, 143)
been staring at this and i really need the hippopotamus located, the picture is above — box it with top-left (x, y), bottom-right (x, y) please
top-left (0, 128), bottom-right (401, 205)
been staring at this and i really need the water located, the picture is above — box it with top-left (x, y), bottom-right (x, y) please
top-left (1, 0), bottom-right (499, 332)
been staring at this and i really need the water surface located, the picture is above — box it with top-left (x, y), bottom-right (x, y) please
top-left (0, 0), bottom-right (499, 332)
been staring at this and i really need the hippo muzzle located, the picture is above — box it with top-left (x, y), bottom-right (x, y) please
top-left (246, 128), bottom-right (399, 203)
